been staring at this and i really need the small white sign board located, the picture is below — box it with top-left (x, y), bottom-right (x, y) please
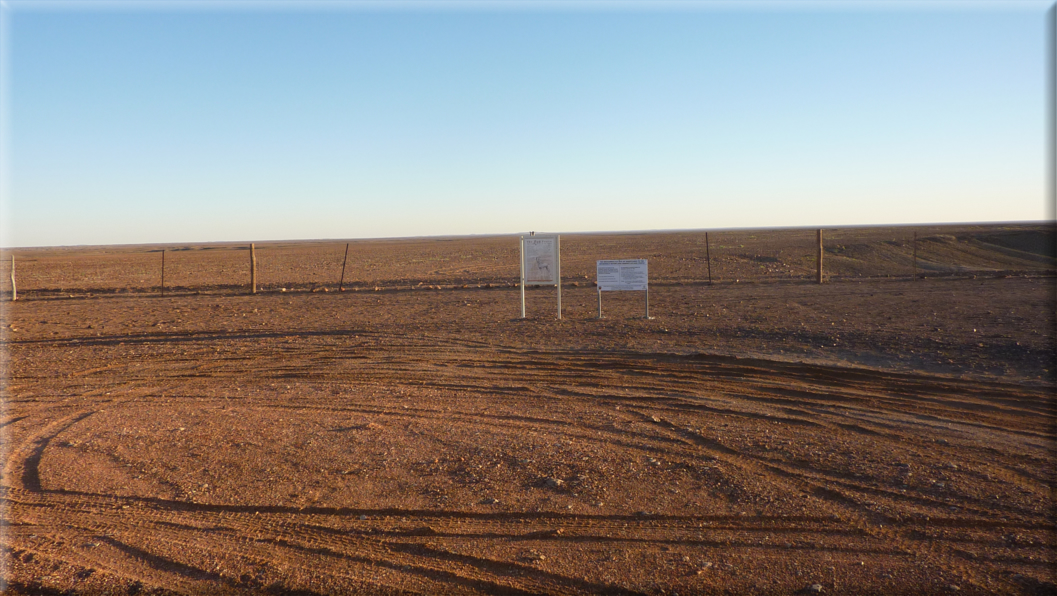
top-left (597, 259), bottom-right (648, 291)
top-left (522, 236), bottom-right (559, 286)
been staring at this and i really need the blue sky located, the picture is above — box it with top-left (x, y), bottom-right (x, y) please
top-left (2, 2), bottom-right (1051, 247)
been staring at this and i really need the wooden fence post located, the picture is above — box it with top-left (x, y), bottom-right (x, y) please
top-left (250, 244), bottom-right (257, 294)
top-left (10, 254), bottom-right (15, 302)
top-left (816, 229), bottom-right (824, 284)
top-left (160, 250), bottom-right (166, 296)
top-left (913, 231), bottom-right (918, 280)
top-left (339, 243), bottom-right (349, 291)
top-left (705, 232), bottom-right (712, 285)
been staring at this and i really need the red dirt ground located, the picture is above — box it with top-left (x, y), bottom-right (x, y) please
top-left (1, 224), bottom-right (1054, 595)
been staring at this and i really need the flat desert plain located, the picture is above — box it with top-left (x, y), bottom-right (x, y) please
top-left (1, 224), bottom-right (1055, 595)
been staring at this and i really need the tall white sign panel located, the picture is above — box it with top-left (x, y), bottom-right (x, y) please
top-left (596, 259), bottom-right (648, 291)
top-left (520, 234), bottom-right (561, 319)
top-left (523, 236), bottom-right (558, 285)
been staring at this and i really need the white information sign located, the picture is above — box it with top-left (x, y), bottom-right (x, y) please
top-left (519, 234), bottom-right (562, 319)
top-left (597, 259), bottom-right (648, 291)
top-left (522, 236), bottom-right (559, 286)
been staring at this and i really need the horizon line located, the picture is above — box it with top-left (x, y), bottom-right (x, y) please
top-left (2, 219), bottom-right (1053, 252)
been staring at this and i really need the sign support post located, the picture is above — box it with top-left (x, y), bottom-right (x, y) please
top-left (519, 238), bottom-right (526, 318)
top-left (556, 235), bottom-right (562, 320)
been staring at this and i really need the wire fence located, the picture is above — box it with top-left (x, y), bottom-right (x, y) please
top-left (1, 224), bottom-right (1053, 300)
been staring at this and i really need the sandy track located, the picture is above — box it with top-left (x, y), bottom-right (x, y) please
top-left (3, 322), bottom-right (1055, 594)
top-left (1, 227), bottom-right (1054, 594)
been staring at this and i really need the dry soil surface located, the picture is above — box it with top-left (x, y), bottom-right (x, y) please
top-left (1, 226), bottom-right (1055, 595)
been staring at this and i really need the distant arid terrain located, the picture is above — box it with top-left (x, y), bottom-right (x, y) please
top-left (1, 223), bottom-right (1054, 595)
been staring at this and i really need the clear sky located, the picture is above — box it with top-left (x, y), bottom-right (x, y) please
top-left (1, 1), bottom-right (1051, 248)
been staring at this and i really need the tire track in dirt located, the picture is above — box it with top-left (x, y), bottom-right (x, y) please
top-left (607, 401), bottom-right (1047, 595)
top-left (6, 486), bottom-right (664, 594)
top-left (4, 333), bottom-right (1053, 594)
top-left (3, 410), bottom-right (98, 493)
